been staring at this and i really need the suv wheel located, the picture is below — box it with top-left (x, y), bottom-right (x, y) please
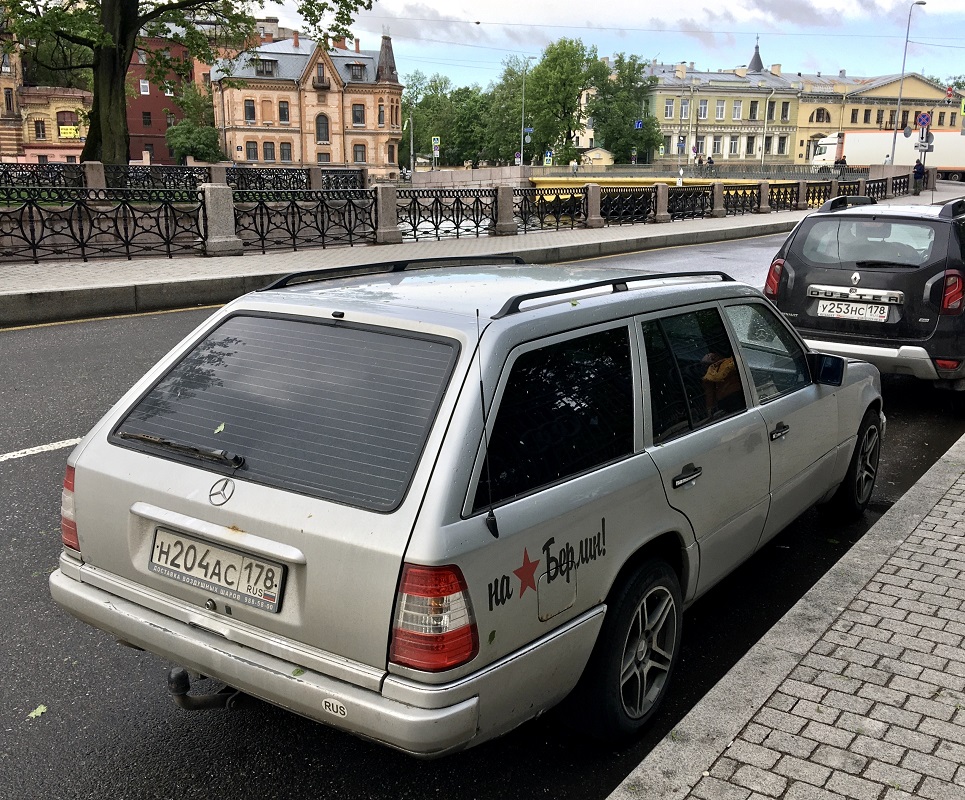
top-left (574, 560), bottom-right (682, 740)
top-left (830, 408), bottom-right (881, 519)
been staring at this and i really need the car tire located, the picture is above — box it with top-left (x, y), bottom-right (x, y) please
top-left (572, 560), bottom-right (682, 741)
top-left (829, 408), bottom-right (881, 519)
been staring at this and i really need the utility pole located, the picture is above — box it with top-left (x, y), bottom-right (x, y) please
top-left (409, 108), bottom-right (414, 176)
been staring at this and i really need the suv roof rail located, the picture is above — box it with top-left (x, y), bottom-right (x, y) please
top-left (939, 199), bottom-right (965, 219)
top-left (261, 255), bottom-right (528, 291)
top-left (818, 195), bottom-right (877, 213)
top-left (492, 271), bottom-right (735, 320)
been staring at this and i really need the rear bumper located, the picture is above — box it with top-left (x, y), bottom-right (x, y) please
top-left (49, 563), bottom-right (604, 757)
top-left (805, 339), bottom-right (939, 380)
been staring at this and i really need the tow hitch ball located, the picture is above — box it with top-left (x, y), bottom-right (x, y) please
top-left (167, 667), bottom-right (246, 711)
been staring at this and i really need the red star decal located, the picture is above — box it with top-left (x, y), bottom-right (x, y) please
top-left (513, 548), bottom-right (540, 597)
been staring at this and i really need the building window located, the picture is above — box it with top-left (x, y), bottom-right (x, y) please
top-left (729, 136), bottom-right (739, 155)
top-left (732, 100), bottom-right (742, 120)
top-left (164, 84), bottom-right (175, 97)
top-left (142, 111), bottom-right (152, 127)
top-left (388, 143), bottom-right (395, 162)
top-left (712, 135), bottom-right (722, 154)
top-left (254, 59), bottom-right (276, 77)
top-left (864, 109), bottom-right (871, 124)
top-left (767, 100), bottom-right (775, 121)
top-left (749, 101), bottom-right (758, 121)
top-left (263, 142), bottom-right (275, 161)
top-left (166, 113), bottom-right (175, 129)
top-left (698, 99), bottom-right (707, 120)
top-left (37, 155), bottom-right (48, 164)
top-left (3, 88), bottom-right (11, 112)
top-left (778, 136), bottom-right (787, 155)
top-left (716, 99), bottom-right (725, 120)
top-left (695, 136), bottom-right (705, 154)
top-left (34, 120), bottom-right (46, 140)
top-left (317, 64), bottom-right (325, 79)
top-left (939, 112), bottom-right (947, 127)
top-left (202, 72), bottom-right (211, 85)
top-left (66, 155), bottom-right (77, 163)
top-left (280, 142), bottom-right (292, 161)
top-left (315, 114), bottom-right (329, 142)
top-left (279, 101), bottom-right (289, 123)
top-left (244, 99), bottom-right (255, 123)
top-left (352, 104), bottom-right (365, 125)
top-left (810, 107), bottom-right (830, 123)
top-left (889, 110), bottom-right (897, 128)
top-left (350, 63), bottom-right (365, 80)
top-left (378, 102), bottom-right (385, 126)
top-left (764, 135), bottom-right (772, 154)
top-left (952, 113), bottom-right (958, 127)
top-left (746, 135), bottom-right (756, 155)
top-left (353, 143), bottom-right (366, 163)
top-left (851, 109), bottom-right (859, 124)
top-left (317, 152), bottom-right (331, 163)
top-left (139, 79), bottom-right (150, 95)
top-left (877, 109), bottom-right (884, 125)
top-left (663, 135), bottom-right (672, 154)
top-left (901, 110), bottom-right (909, 128)
top-left (144, 143), bottom-right (154, 158)
top-left (136, 49), bottom-right (147, 64)
top-left (246, 141), bottom-right (258, 160)
top-left (781, 101), bottom-right (790, 121)
top-left (680, 98), bottom-right (689, 119)
top-left (664, 98), bottom-right (674, 119)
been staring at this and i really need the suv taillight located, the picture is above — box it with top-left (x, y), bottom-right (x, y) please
top-left (390, 564), bottom-right (478, 672)
top-left (941, 270), bottom-right (965, 316)
top-left (61, 465), bottom-right (80, 551)
top-left (764, 258), bottom-right (784, 300)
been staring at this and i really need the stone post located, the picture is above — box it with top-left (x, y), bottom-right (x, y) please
top-left (200, 183), bottom-right (244, 256)
top-left (711, 181), bottom-right (726, 218)
top-left (492, 185), bottom-right (518, 236)
top-left (757, 181), bottom-right (771, 213)
top-left (308, 167), bottom-right (324, 190)
top-left (585, 183), bottom-right (603, 228)
top-left (83, 161), bottom-right (106, 189)
top-left (209, 165), bottom-right (228, 185)
top-left (375, 185), bottom-right (403, 244)
top-left (858, 179), bottom-right (867, 196)
top-left (830, 178), bottom-right (839, 198)
top-left (654, 182), bottom-right (670, 223)
top-left (796, 180), bottom-right (809, 210)
top-left (885, 176), bottom-right (894, 199)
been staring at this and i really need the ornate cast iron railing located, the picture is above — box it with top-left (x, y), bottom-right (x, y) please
top-left (601, 187), bottom-right (656, 225)
top-left (0, 187), bottom-right (205, 263)
top-left (104, 165), bottom-right (211, 189)
top-left (723, 184), bottom-right (760, 216)
top-left (667, 185), bottom-right (712, 220)
top-left (866, 178), bottom-right (887, 201)
top-left (838, 180), bottom-right (861, 197)
top-left (0, 163), bottom-right (84, 188)
top-left (893, 175), bottom-right (910, 195)
top-left (513, 187), bottom-right (588, 232)
top-left (226, 167), bottom-right (311, 190)
top-left (320, 169), bottom-right (365, 189)
top-left (396, 188), bottom-right (497, 240)
top-left (806, 181), bottom-right (833, 207)
top-left (233, 189), bottom-right (377, 252)
top-left (768, 182), bottom-right (799, 211)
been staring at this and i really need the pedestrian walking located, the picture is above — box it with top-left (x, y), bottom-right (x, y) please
top-left (914, 158), bottom-right (925, 194)
top-left (884, 154), bottom-right (892, 165)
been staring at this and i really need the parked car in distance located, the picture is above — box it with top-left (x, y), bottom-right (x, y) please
top-left (765, 196), bottom-right (965, 392)
top-left (50, 257), bottom-right (884, 757)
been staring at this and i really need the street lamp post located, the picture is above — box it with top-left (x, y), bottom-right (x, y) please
top-left (891, 0), bottom-right (926, 164)
top-left (520, 56), bottom-right (536, 166)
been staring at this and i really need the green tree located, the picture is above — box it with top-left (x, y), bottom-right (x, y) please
top-left (587, 54), bottom-right (661, 163)
top-left (4, 0), bottom-right (371, 164)
top-left (526, 39), bottom-right (608, 165)
top-left (482, 56), bottom-right (535, 164)
top-left (165, 81), bottom-right (222, 162)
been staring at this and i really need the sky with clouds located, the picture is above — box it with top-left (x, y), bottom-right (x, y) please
top-left (275, 0), bottom-right (965, 88)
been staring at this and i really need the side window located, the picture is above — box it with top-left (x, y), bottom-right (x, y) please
top-left (723, 304), bottom-right (811, 402)
top-left (473, 327), bottom-right (633, 510)
top-left (643, 308), bottom-right (746, 440)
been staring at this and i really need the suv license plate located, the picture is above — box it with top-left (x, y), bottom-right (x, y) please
top-left (149, 529), bottom-right (285, 613)
top-left (816, 300), bottom-right (888, 322)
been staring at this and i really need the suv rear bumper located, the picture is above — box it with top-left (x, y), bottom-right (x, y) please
top-left (804, 339), bottom-right (939, 380)
top-left (50, 564), bottom-right (603, 757)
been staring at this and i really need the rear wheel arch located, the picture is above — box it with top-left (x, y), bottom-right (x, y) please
top-left (603, 530), bottom-right (689, 609)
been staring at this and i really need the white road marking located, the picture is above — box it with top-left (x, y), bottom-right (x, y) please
top-left (0, 438), bottom-right (82, 463)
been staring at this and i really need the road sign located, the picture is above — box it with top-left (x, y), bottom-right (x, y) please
top-left (914, 141), bottom-right (933, 152)
top-left (948, 86), bottom-right (955, 99)
top-left (524, 127), bottom-right (533, 133)
top-left (634, 120), bottom-right (643, 130)
top-left (431, 136), bottom-right (441, 146)
top-left (659, 144), bottom-right (665, 156)
top-left (917, 112), bottom-right (931, 128)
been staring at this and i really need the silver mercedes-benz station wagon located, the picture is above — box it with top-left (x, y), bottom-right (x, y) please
top-left (50, 258), bottom-right (884, 757)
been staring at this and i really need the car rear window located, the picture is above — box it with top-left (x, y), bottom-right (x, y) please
top-left (112, 314), bottom-right (459, 512)
top-left (795, 217), bottom-right (939, 267)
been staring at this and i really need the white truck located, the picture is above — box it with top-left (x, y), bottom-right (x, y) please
top-left (812, 130), bottom-right (965, 181)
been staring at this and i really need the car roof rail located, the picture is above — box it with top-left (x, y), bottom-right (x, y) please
top-left (939, 199), bottom-right (965, 219)
top-left (818, 195), bottom-right (877, 213)
top-left (261, 255), bottom-right (528, 291)
top-left (492, 271), bottom-right (735, 320)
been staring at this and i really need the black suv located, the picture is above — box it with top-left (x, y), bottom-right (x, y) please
top-left (765, 196), bottom-right (965, 390)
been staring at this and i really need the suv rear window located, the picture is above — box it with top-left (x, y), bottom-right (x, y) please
top-left (112, 314), bottom-right (458, 512)
top-left (795, 217), bottom-right (938, 267)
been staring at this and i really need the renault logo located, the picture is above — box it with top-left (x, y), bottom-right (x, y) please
top-left (851, 271), bottom-right (861, 286)
top-left (209, 478), bottom-right (235, 506)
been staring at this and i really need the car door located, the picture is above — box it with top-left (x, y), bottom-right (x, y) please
top-left (641, 307), bottom-right (771, 596)
top-left (722, 301), bottom-right (839, 543)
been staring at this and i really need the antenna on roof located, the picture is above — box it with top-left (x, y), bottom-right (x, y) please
top-left (475, 309), bottom-right (499, 539)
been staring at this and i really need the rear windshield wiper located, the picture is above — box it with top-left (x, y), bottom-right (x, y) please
top-left (117, 432), bottom-right (245, 468)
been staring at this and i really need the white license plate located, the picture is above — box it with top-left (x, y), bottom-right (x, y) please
top-left (150, 529), bottom-right (285, 613)
top-left (816, 300), bottom-right (889, 322)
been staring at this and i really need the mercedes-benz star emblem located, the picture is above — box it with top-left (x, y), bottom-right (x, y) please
top-left (209, 478), bottom-right (235, 506)
top-left (851, 271), bottom-right (861, 286)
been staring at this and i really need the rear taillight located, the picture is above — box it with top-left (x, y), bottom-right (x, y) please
top-left (941, 271), bottom-right (965, 316)
top-left (764, 258), bottom-right (784, 300)
top-left (935, 359), bottom-right (962, 371)
top-left (60, 465), bottom-right (79, 551)
top-left (390, 564), bottom-right (478, 672)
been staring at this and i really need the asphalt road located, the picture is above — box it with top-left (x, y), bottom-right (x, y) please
top-left (2, 236), bottom-right (964, 800)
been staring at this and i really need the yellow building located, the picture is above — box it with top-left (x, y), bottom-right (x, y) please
top-left (211, 33), bottom-right (403, 178)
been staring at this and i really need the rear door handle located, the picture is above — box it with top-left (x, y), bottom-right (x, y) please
top-left (770, 422), bottom-right (790, 441)
top-left (672, 463), bottom-right (703, 488)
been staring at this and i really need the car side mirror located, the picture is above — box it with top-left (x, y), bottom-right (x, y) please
top-left (808, 352), bottom-right (846, 386)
